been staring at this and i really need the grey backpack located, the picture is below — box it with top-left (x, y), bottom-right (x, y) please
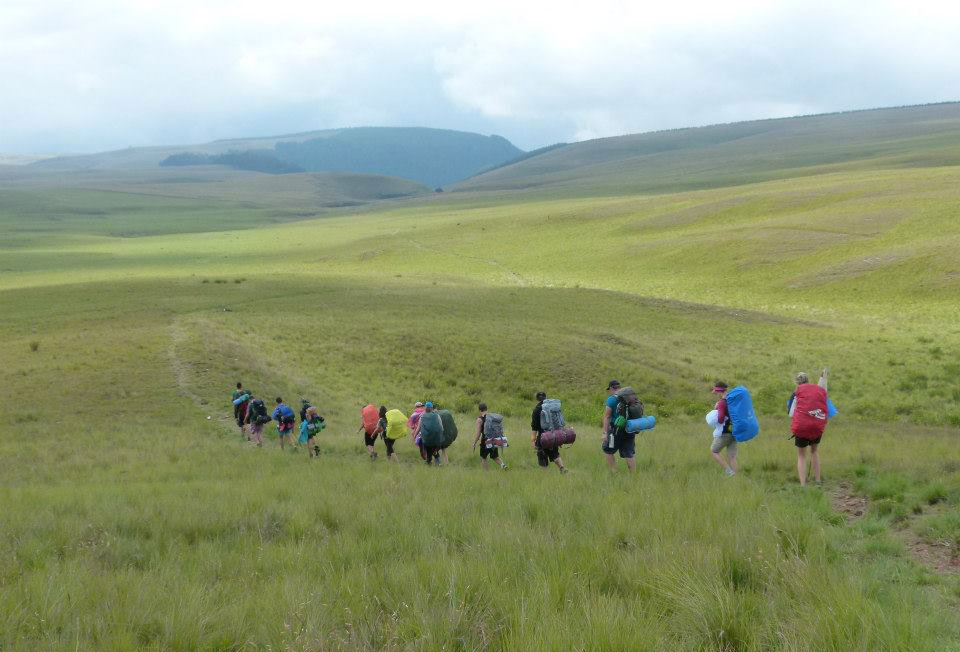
top-left (483, 413), bottom-right (504, 438)
top-left (540, 399), bottom-right (565, 431)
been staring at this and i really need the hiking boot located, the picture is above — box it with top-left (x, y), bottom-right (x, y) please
top-left (724, 468), bottom-right (736, 477)
top-left (500, 464), bottom-right (508, 470)
top-left (559, 467), bottom-right (568, 474)
top-left (370, 451), bottom-right (378, 460)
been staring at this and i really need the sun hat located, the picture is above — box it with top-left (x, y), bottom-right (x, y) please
top-left (415, 401), bottom-right (424, 407)
top-left (424, 401), bottom-right (434, 408)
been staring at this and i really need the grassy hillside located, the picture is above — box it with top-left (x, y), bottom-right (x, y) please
top-left (2, 109), bottom-right (960, 649)
top-left (455, 103), bottom-right (960, 197)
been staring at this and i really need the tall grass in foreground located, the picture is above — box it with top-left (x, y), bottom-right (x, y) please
top-left (2, 413), bottom-right (958, 650)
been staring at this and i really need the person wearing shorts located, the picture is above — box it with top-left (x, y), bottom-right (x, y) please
top-left (299, 406), bottom-right (325, 457)
top-left (601, 380), bottom-right (636, 472)
top-left (789, 370), bottom-right (829, 487)
top-left (531, 392), bottom-right (567, 473)
top-left (376, 406), bottom-right (400, 462)
top-left (473, 403), bottom-right (507, 470)
top-left (232, 382), bottom-right (249, 439)
top-left (710, 382), bottom-right (738, 477)
top-left (272, 397), bottom-right (295, 450)
top-left (244, 395), bottom-right (265, 447)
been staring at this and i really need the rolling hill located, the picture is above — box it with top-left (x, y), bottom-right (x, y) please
top-left (31, 127), bottom-right (523, 188)
top-left (3, 102), bottom-right (960, 650)
top-left (454, 102), bottom-right (960, 196)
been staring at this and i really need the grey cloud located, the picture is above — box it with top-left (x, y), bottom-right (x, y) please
top-left (1, 0), bottom-right (959, 155)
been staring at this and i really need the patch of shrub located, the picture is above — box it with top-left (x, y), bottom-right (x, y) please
top-left (29, 340), bottom-right (39, 352)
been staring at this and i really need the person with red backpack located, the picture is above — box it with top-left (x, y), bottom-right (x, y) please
top-left (789, 369), bottom-right (830, 487)
top-left (361, 403), bottom-right (380, 460)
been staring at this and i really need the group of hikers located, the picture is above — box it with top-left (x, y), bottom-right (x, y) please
top-left (229, 368), bottom-right (835, 485)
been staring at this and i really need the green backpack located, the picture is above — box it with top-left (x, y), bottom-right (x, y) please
top-left (438, 409), bottom-right (458, 447)
top-left (419, 412), bottom-right (445, 448)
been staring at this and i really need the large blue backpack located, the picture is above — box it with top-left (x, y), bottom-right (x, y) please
top-left (725, 386), bottom-right (759, 442)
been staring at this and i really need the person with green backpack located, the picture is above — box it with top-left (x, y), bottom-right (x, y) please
top-left (298, 406), bottom-right (325, 458)
top-left (412, 402), bottom-right (445, 465)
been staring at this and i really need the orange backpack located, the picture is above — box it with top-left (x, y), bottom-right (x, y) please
top-left (362, 404), bottom-right (379, 434)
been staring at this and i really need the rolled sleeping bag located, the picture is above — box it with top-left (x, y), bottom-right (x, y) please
top-left (626, 416), bottom-right (656, 433)
top-left (539, 427), bottom-right (576, 449)
top-left (705, 409), bottom-right (724, 437)
top-left (232, 393), bottom-right (250, 405)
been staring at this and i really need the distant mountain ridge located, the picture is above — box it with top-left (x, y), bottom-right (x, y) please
top-left (453, 102), bottom-right (960, 197)
top-left (34, 127), bottom-right (524, 188)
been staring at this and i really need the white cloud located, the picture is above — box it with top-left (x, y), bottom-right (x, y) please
top-left (1, 0), bottom-right (959, 153)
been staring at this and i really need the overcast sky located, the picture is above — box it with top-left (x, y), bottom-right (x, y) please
top-left (2, 0), bottom-right (960, 155)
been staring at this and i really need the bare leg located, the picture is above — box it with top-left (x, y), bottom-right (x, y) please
top-left (727, 450), bottom-right (738, 474)
top-left (441, 449), bottom-right (449, 465)
top-left (712, 451), bottom-right (730, 472)
top-left (605, 453), bottom-right (616, 469)
top-left (625, 457), bottom-right (637, 472)
top-left (797, 447), bottom-right (808, 486)
top-left (555, 457), bottom-right (566, 473)
top-left (279, 434), bottom-right (286, 450)
top-left (810, 445), bottom-right (821, 483)
top-left (481, 458), bottom-right (489, 470)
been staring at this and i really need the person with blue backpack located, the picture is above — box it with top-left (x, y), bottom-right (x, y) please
top-left (710, 382), bottom-right (738, 476)
top-left (710, 381), bottom-right (760, 476)
top-left (272, 397), bottom-right (296, 450)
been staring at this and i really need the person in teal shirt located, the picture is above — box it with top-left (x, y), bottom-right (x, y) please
top-left (298, 406), bottom-right (325, 457)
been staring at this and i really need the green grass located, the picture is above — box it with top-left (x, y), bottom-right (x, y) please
top-left (2, 115), bottom-right (960, 649)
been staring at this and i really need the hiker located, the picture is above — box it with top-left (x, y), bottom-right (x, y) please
top-left (298, 406), bottom-right (325, 457)
top-left (789, 370), bottom-right (830, 487)
top-left (409, 402), bottom-right (428, 460)
top-left (244, 395), bottom-right (269, 447)
top-left (232, 382), bottom-right (250, 439)
top-left (383, 407), bottom-right (408, 463)
top-left (710, 382), bottom-right (738, 477)
top-left (437, 408), bottom-right (458, 465)
top-left (601, 380), bottom-right (639, 472)
top-left (473, 403), bottom-right (507, 470)
top-left (272, 397), bottom-right (296, 450)
top-left (531, 392), bottom-right (567, 473)
top-left (412, 402), bottom-right (444, 465)
top-left (361, 403), bottom-right (380, 460)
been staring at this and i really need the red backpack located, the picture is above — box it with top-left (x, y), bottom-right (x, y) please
top-left (791, 384), bottom-right (828, 439)
top-left (362, 404), bottom-right (379, 435)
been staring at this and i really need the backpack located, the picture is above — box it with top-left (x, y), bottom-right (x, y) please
top-left (385, 409), bottom-right (408, 440)
top-left (612, 387), bottom-right (644, 435)
top-left (419, 411), bottom-right (445, 447)
top-left (362, 404), bottom-right (379, 435)
top-left (250, 399), bottom-right (271, 425)
top-left (539, 399), bottom-right (565, 432)
top-left (725, 386), bottom-right (759, 442)
top-left (483, 413), bottom-right (504, 439)
top-left (791, 384), bottom-right (828, 439)
top-left (438, 409), bottom-right (458, 447)
top-left (300, 400), bottom-right (313, 423)
top-left (278, 404), bottom-right (295, 427)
